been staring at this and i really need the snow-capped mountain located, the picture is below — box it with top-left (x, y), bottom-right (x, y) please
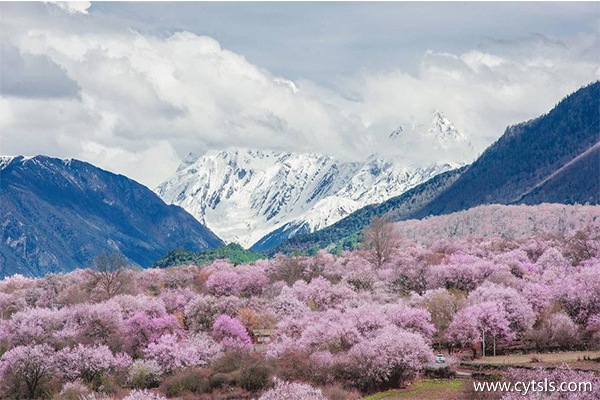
top-left (387, 110), bottom-right (475, 164)
top-left (390, 111), bottom-right (465, 143)
top-left (426, 110), bottom-right (466, 144)
top-left (156, 111), bottom-right (473, 249)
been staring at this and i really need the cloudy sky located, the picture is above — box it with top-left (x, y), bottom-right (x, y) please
top-left (1, 1), bottom-right (598, 187)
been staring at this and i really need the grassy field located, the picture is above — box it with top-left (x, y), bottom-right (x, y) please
top-left (361, 380), bottom-right (466, 400)
top-left (469, 351), bottom-right (600, 367)
top-left (362, 352), bottom-right (600, 400)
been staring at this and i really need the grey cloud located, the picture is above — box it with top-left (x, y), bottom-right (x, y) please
top-left (0, 44), bottom-right (80, 98)
top-left (90, 2), bottom-right (600, 86)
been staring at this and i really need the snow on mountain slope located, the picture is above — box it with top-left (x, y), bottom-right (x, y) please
top-left (156, 152), bottom-right (459, 248)
top-left (156, 111), bottom-right (472, 248)
top-left (290, 160), bottom-right (454, 232)
top-left (427, 110), bottom-right (466, 144)
top-left (156, 149), bottom-right (363, 247)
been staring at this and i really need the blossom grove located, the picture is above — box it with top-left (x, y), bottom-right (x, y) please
top-left (0, 204), bottom-right (598, 399)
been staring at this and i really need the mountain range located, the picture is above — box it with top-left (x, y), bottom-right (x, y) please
top-left (155, 111), bottom-right (473, 249)
top-left (1, 82), bottom-right (597, 276)
top-left (0, 156), bottom-right (223, 277)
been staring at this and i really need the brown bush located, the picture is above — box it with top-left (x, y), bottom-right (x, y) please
top-left (210, 350), bottom-right (273, 393)
top-left (159, 367), bottom-right (210, 397)
top-left (321, 383), bottom-right (361, 400)
top-left (274, 349), bottom-right (316, 383)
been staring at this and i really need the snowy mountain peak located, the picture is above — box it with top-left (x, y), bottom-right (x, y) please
top-left (1, 155), bottom-right (76, 170)
top-left (387, 110), bottom-right (464, 144)
top-left (156, 114), bottom-right (473, 249)
top-left (177, 152), bottom-right (201, 171)
top-left (428, 110), bottom-right (465, 142)
top-left (156, 145), bottom-right (460, 248)
top-left (0, 155), bottom-right (17, 170)
top-left (383, 111), bottom-right (475, 164)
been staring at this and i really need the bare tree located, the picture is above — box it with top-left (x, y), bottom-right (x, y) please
top-left (361, 215), bottom-right (400, 268)
top-left (90, 251), bottom-right (129, 299)
top-left (564, 224), bottom-right (600, 265)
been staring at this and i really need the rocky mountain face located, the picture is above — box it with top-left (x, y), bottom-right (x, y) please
top-left (156, 111), bottom-right (473, 249)
top-left (0, 156), bottom-right (224, 277)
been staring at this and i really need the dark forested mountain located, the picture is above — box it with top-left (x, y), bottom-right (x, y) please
top-left (413, 81), bottom-right (600, 217)
top-left (517, 142), bottom-right (599, 206)
top-left (271, 82), bottom-right (600, 255)
top-left (0, 156), bottom-right (224, 277)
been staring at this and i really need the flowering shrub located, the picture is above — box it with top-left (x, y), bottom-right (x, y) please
top-left (123, 389), bottom-right (167, 400)
top-left (446, 301), bottom-right (515, 353)
top-left (111, 295), bottom-right (165, 317)
top-left (64, 302), bottom-right (124, 347)
top-left (58, 381), bottom-right (93, 400)
top-left (0, 344), bottom-right (57, 399)
top-left (259, 378), bottom-right (326, 400)
top-left (383, 304), bottom-right (436, 341)
top-left (57, 344), bottom-right (132, 383)
top-left (342, 325), bottom-right (433, 392)
top-left (468, 281), bottom-right (535, 334)
top-left (128, 359), bottom-right (163, 389)
top-left (292, 277), bottom-right (354, 311)
top-left (211, 314), bottom-right (252, 349)
top-left (143, 332), bottom-right (222, 373)
top-left (205, 264), bottom-right (269, 297)
top-left (0, 307), bottom-right (64, 347)
top-left (206, 269), bottom-right (242, 296)
top-left (184, 294), bottom-right (240, 332)
top-left (559, 264), bottom-right (600, 324)
top-left (123, 312), bottom-right (181, 355)
top-left (271, 286), bottom-right (310, 318)
top-left (0, 292), bottom-right (26, 319)
top-left (158, 288), bottom-right (196, 314)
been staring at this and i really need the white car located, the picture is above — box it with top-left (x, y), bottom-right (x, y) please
top-left (436, 354), bottom-right (446, 363)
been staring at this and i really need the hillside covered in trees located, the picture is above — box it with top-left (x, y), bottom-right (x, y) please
top-left (153, 244), bottom-right (264, 268)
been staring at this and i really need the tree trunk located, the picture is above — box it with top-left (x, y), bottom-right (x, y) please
top-left (482, 329), bottom-right (486, 358)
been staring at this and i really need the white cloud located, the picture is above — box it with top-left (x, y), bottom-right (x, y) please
top-left (44, 1), bottom-right (91, 15)
top-left (349, 35), bottom-right (599, 154)
top-left (8, 28), bottom-right (371, 185)
top-left (80, 140), bottom-right (181, 187)
top-left (1, 4), bottom-right (598, 187)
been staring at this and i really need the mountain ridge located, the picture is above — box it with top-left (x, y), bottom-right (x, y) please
top-left (413, 81), bottom-right (600, 218)
top-left (0, 155), bottom-right (224, 277)
top-left (156, 148), bottom-right (460, 248)
top-left (156, 111), bottom-right (473, 249)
